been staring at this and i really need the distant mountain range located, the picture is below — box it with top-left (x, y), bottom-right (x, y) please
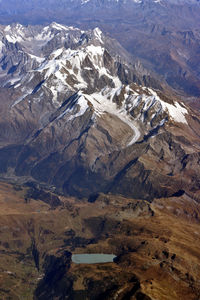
top-left (0, 0), bottom-right (200, 100)
top-left (0, 0), bottom-right (199, 11)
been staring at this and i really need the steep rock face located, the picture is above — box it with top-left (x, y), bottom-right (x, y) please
top-left (34, 251), bottom-right (73, 300)
top-left (0, 24), bottom-right (200, 201)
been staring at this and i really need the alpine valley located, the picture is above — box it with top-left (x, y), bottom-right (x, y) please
top-left (0, 22), bottom-right (200, 300)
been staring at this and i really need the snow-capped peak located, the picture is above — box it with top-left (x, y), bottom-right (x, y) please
top-left (3, 23), bottom-right (26, 43)
top-left (0, 22), bottom-right (189, 136)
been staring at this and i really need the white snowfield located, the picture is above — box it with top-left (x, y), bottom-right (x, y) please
top-left (148, 89), bottom-right (188, 124)
top-left (0, 23), bottom-right (189, 146)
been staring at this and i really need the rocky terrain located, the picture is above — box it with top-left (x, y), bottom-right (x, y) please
top-left (0, 23), bottom-right (200, 203)
top-left (0, 182), bottom-right (200, 299)
top-left (0, 23), bottom-right (200, 299)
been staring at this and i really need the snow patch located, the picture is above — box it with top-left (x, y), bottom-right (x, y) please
top-left (5, 34), bottom-right (21, 43)
top-left (83, 90), bottom-right (141, 145)
top-left (161, 101), bottom-right (188, 124)
top-left (51, 22), bottom-right (69, 31)
top-left (4, 25), bottom-right (11, 32)
top-left (28, 53), bottom-right (44, 63)
top-left (148, 88), bottom-right (188, 124)
top-left (0, 40), bottom-right (3, 52)
top-left (86, 45), bottom-right (105, 57)
top-left (68, 95), bottom-right (89, 120)
top-left (57, 94), bottom-right (89, 121)
top-left (81, 0), bottom-right (91, 4)
top-left (93, 27), bottom-right (103, 43)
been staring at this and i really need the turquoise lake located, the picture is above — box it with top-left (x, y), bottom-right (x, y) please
top-left (72, 253), bottom-right (116, 264)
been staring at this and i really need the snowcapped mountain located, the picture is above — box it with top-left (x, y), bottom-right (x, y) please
top-left (0, 0), bottom-right (199, 99)
top-left (0, 23), bottom-right (200, 201)
top-left (0, 22), bottom-right (187, 124)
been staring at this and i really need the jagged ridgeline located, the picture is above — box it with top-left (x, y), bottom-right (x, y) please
top-left (0, 23), bottom-right (200, 201)
top-left (1, 0), bottom-right (200, 99)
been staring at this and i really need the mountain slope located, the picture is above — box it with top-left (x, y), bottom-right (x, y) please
top-left (0, 23), bottom-right (200, 202)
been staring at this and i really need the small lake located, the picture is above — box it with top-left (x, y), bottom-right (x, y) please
top-left (72, 253), bottom-right (116, 264)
